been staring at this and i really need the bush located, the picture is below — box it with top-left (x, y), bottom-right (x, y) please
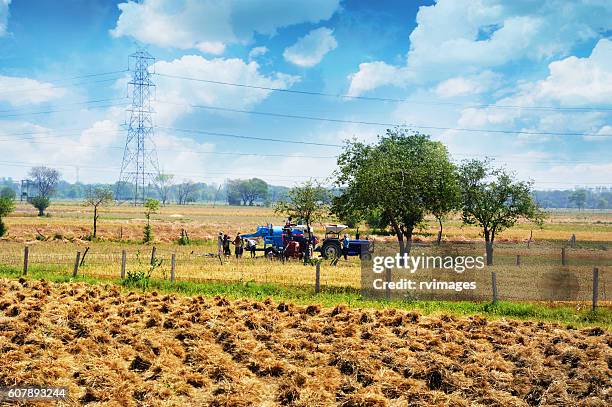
top-left (30, 196), bottom-right (50, 216)
top-left (0, 197), bottom-right (15, 237)
top-left (0, 187), bottom-right (16, 200)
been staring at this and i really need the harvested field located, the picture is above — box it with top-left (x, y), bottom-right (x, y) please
top-left (0, 278), bottom-right (610, 406)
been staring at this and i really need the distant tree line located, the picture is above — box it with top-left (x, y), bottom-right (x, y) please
top-left (0, 175), bottom-right (290, 206)
top-left (534, 188), bottom-right (611, 210)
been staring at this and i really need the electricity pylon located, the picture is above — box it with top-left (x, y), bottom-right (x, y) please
top-left (117, 49), bottom-right (159, 204)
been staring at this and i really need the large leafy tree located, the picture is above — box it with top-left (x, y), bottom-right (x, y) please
top-left (458, 159), bottom-right (544, 265)
top-left (84, 187), bottom-right (113, 238)
top-left (333, 128), bottom-right (456, 255)
top-left (227, 178), bottom-right (269, 206)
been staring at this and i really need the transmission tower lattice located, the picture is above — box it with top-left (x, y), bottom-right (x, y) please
top-left (118, 49), bottom-right (159, 204)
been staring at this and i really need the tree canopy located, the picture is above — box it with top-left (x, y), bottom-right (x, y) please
top-left (274, 180), bottom-right (329, 239)
top-left (29, 166), bottom-right (61, 198)
top-left (333, 128), bottom-right (457, 255)
top-left (458, 159), bottom-right (544, 264)
top-left (226, 178), bottom-right (269, 206)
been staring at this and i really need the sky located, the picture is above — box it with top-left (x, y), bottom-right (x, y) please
top-left (0, 0), bottom-right (610, 189)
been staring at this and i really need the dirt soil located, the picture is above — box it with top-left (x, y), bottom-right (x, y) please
top-left (0, 278), bottom-right (610, 406)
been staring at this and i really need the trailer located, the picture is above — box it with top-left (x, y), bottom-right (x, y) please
top-left (241, 224), bottom-right (314, 258)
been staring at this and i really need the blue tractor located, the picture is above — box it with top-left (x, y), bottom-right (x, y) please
top-left (240, 224), bottom-right (313, 258)
top-left (317, 224), bottom-right (373, 260)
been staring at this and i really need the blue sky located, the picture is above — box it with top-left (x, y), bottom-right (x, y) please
top-left (0, 0), bottom-right (610, 188)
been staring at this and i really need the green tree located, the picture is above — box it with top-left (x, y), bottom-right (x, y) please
top-left (30, 196), bottom-right (50, 216)
top-left (84, 187), bottom-right (113, 238)
top-left (458, 159), bottom-right (544, 265)
top-left (227, 178), bottom-right (269, 206)
top-left (428, 160), bottom-right (461, 245)
top-left (274, 180), bottom-right (329, 242)
top-left (0, 187), bottom-right (16, 200)
top-left (241, 178), bottom-right (268, 206)
top-left (0, 197), bottom-right (16, 237)
top-left (569, 189), bottom-right (588, 210)
top-left (333, 128), bottom-right (456, 255)
top-left (143, 198), bottom-right (160, 243)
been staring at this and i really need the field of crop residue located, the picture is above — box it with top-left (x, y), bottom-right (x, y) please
top-left (1, 278), bottom-right (610, 406)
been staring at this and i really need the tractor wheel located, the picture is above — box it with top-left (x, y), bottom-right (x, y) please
top-left (264, 247), bottom-right (277, 259)
top-left (360, 253), bottom-right (372, 261)
top-left (321, 241), bottom-right (341, 259)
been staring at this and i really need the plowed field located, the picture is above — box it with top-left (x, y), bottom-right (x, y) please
top-left (0, 278), bottom-right (610, 406)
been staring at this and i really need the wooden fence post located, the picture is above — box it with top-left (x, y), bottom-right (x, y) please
top-left (592, 267), bottom-right (599, 312)
top-left (121, 250), bottom-right (126, 279)
top-left (171, 253), bottom-right (176, 283)
top-left (561, 248), bottom-right (567, 266)
top-left (516, 255), bottom-right (521, 266)
top-left (23, 246), bottom-right (29, 276)
top-left (73, 251), bottom-right (81, 278)
top-left (315, 262), bottom-right (321, 294)
top-left (385, 268), bottom-right (392, 300)
top-left (150, 246), bottom-right (156, 265)
top-left (492, 272), bottom-right (498, 304)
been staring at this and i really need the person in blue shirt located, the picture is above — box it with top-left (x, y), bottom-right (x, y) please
top-left (342, 233), bottom-right (350, 260)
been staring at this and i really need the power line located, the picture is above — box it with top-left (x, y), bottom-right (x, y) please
top-left (2, 135), bottom-right (610, 166)
top-left (158, 125), bottom-right (344, 147)
top-left (154, 72), bottom-right (612, 112)
top-left (0, 99), bottom-right (127, 118)
top-left (155, 100), bottom-right (612, 138)
top-left (0, 160), bottom-right (328, 181)
top-left (0, 137), bottom-right (338, 159)
top-left (0, 70), bottom-right (127, 96)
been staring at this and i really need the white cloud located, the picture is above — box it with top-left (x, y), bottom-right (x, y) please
top-left (196, 41), bottom-right (225, 55)
top-left (0, 75), bottom-right (65, 105)
top-left (152, 55), bottom-right (300, 124)
top-left (248, 46), bottom-right (268, 61)
top-left (435, 71), bottom-right (502, 98)
top-left (111, 0), bottom-right (340, 52)
top-left (456, 39), bottom-right (612, 133)
top-left (347, 61), bottom-right (412, 96)
top-left (283, 27), bottom-right (337, 67)
top-left (521, 38), bottom-right (612, 106)
top-left (347, 0), bottom-right (612, 95)
top-left (0, 0), bottom-right (10, 36)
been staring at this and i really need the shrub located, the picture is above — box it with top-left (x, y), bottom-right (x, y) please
top-left (30, 196), bottom-right (50, 216)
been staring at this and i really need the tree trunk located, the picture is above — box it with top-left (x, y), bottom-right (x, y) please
top-left (405, 227), bottom-right (413, 257)
top-left (484, 229), bottom-right (493, 266)
top-left (93, 206), bottom-right (98, 238)
top-left (436, 217), bottom-right (443, 245)
top-left (38, 208), bottom-right (44, 216)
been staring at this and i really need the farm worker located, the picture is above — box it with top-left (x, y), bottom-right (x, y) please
top-left (223, 234), bottom-right (231, 258)
top-left (246, 239), bottom-right (257, 258)
top-left (217, 232), bottom-right (223, 257)
top-left (233, 234), bottom-right (243, 258)
top-left (342, 233), bottom-right (350, 260)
